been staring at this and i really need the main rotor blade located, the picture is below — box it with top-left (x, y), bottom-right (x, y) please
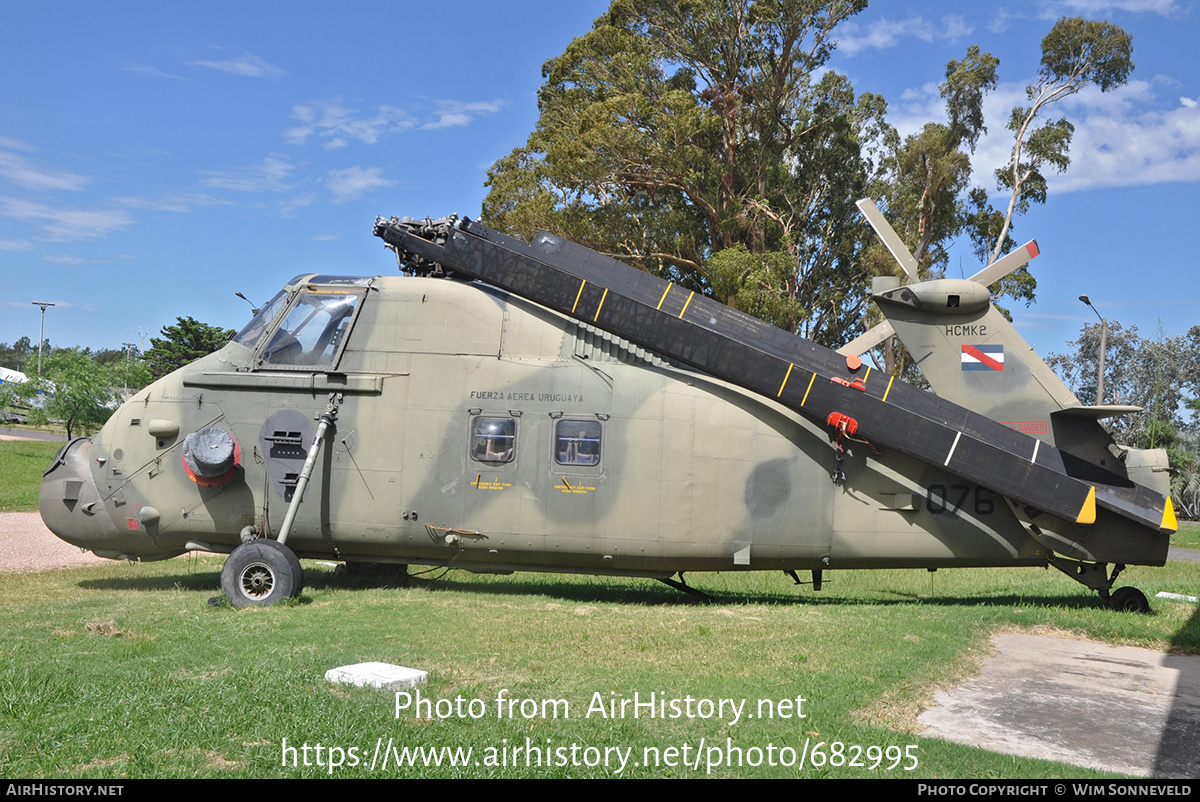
top-left (968, 240), bottom-right (1040, 288)
top-left (856, 198), bottom-right (919, 281)
top-left (836, 320), bottom-right (894, 357)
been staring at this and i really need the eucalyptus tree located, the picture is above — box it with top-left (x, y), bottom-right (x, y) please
top-left (483, 0), bottom-right (891, 346)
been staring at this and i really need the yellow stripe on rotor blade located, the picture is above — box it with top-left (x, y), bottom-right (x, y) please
top-left (594, 288), bottom-right (608, 321)
top-left (777, 363), bottom-right (794, 397)
top-left (1161, 496), bottom-right (1178, 533)
top-left (882, 375), bottom-right (894, 402)
top-left (657, 282), bottom-right (673, 310)
top-left (571, 279), bottom-right (587, 314)
top-left (679, 291), bottom-right (695, 318)
top-left (1075, 486), bottom-right (1096, 526)
top-left (800, 373), bottom-right (817, 407)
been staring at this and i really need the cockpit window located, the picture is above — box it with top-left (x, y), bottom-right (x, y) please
top-left (233, 289), bottom-right (290, 349)
top-left (257, 289), bottom-right (364, 370)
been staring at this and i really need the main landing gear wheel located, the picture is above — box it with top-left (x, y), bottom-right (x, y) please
top-left (1108, 586), bottom-right (1151, 614)
top-left (221, 540), bottom-right (303, 607)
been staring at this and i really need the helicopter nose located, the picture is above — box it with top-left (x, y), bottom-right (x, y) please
top-left (39, 438), bottom-right (139, 555)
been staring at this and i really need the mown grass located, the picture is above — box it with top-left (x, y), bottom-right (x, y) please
top-left (0, 440), bottom-right (61, 512)
top-left (1173, 521), bottom-right (1200, 550)
top-left (0, 556), bottom-right (1196, 779)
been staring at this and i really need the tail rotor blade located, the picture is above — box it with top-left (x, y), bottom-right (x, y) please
top-left (837, 320), bottom-right (895, 358)
top-left (856, 198), bottom-right (920, 282)
top-left (968, 240), bottom-right (1040, 288)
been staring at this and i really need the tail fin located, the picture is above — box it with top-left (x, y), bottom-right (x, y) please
top-left (846, 199), bottom-right (1167, 493)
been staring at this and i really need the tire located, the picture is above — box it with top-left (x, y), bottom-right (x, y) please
top-left (1108, 586), bottom-right (1151, 613)
top-left (221, 541), bottom-right (302, 607)
top-left (258, 539), bottom-right (304, 588)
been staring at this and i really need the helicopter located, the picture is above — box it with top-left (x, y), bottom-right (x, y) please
top-left (39, 199), bottom-right (1175, 611)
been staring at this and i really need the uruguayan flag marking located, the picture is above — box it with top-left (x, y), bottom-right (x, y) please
top-left (961, 344), bottom-right (1004, 371)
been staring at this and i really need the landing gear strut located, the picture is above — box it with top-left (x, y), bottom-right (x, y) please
top-left (658, 573), bottom-right (712, 601)
top-left (1047, 555), bottom-right (1150, 613)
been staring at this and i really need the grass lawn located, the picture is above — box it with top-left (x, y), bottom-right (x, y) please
top-left (3, 440), bottom-right (1197, 778)
top-left (0, 556), bottom-right (1196, 779)
top-left (0, 440), bottom-right (61, 512)
top-left (1172, 521), bottom-right (1200, 550)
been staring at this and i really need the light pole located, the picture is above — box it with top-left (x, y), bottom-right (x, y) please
top-left (1079, 295), bottom-right (1107, 405)
top-left (31, 301), bottom-right (54, 376)
top-left (122, 342), bottom-right (136, 397)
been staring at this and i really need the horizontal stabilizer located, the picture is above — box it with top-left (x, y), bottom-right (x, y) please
top-left (1055, 404), bottom-right (1143, 419)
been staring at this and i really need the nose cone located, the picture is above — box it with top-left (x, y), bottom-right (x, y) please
top-left (39, 438), bottom-right (139, 556)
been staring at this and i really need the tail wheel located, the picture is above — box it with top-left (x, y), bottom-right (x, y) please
top-left (221, 541), bottom-right (303, 607)
top-left (1108, 586), bottom-right (1151, 614)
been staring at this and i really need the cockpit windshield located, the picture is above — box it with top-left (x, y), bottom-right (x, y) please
top-left (257, 289), bottom-right (363, 369)
top-left (232, 289), bottom-right (290, 349)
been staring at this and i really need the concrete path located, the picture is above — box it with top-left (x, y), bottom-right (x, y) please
top-left (919, 633), bottom-right (1200, 778)
top-left (0, 427), bottom-right (67, 442)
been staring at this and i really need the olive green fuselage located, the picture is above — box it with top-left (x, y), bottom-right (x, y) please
top-left (42, 274), bottom-right (1132, 578)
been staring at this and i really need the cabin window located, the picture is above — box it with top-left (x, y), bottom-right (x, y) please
top-left (470, 417), bottom-right (516, 464)
top-left (258, 290), bottom-right (363, 370)
top-left (555, 419), bottom-right (602, 466)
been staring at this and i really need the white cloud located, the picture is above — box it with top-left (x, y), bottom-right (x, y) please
top-left (286, 98), bottom-right (505, 145)
top-left (0, 238), bottom-right (32, 251)
top-left (964, 80), bottom-right (1200, 195)
top-left (112, 193), bottom-right (231, 213)
top-left (287, 102), bottom-right (415, 148)
top-left (118, 61), bottom-right (185, 80)
top-left (1054, 0), bottom-right (1183, 15)
top-left (941, 15), bottom-right (972, 42)
top-left (41, 254), bottom-right (88, 265)
top-left (421, 99), bottom-right (506, 130)
top-left (325, 166), bottom-right (394, 203)
top-left (0, 197), bottom-right (135, 241)
top-left (0, 142), bottom-right (90, 192)
top-left (1180, 97), bottom-right (1197, 109)
top-left (199, 156), bottom-right (295, 193)
top-left (1054, 96), bottom-right (1200, 191)
top-left (836, 15), bottom-right (973, 55)
top-left (277, 193), bottom-right (316, 218)
top-left (191, 53), bottom-right (285, 78)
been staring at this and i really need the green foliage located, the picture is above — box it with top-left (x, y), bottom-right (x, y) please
top-left (142, 316), bottom-right (235, 379)
top-left (17, 348), bottom-right (116, 439)
top-left (1039, 17), bottom-right (1134, 92)
top-left (989, 17), bottom-right (1133, 264)
top-left (483, 0), bottom-right (890, 346)
top-left (0, 337), bottom-right (34, 373)
top-left (881, 45), bottom-right (998, 277)
top-left (707, 245), bottom-right (807, 331)
top-left (1048, 323), bottom-right (1200, 513)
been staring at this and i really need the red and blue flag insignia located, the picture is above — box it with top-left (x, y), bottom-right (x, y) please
top-left (961, 344), bottom-right (1004, 371)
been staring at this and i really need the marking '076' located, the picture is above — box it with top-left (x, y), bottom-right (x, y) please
top-left (925, 484), bottom-right (995, 516)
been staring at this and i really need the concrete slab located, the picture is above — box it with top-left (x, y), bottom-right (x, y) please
top-left (325, 662), bottom-right (428, 690)
top-left (919, 634), bottom-right (1200, 778)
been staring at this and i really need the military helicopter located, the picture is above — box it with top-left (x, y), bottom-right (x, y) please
top-left (39, 200), bottom-right (1175, 611)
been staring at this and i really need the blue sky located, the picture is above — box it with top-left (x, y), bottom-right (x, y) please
top-left (1, 0), bottom-right (1196, 373)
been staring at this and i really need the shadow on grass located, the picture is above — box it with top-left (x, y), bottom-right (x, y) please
top-left (73, 564), bottom-right (1111, 612)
